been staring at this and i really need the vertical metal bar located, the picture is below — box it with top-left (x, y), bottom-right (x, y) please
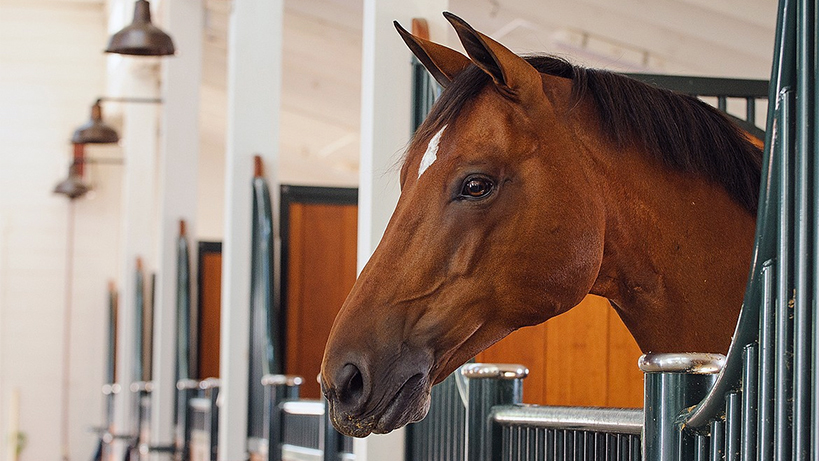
top-left (758, 262), bottom-right (776, 461)
top-left (813, 0), bottom-right (819, 457)
top-left (725, 392), bottom-right (741, 461)
top-left (134, 260), bottom-right (145, 383)
top-left (546, 429), bottom-right (555, 461)
top-left (640, 354), bottom-right (723, 461)
top-left (746, 98), bottom-right (756, 125)
top-left (718, 96), bottom-right (728, 113)
top-left (462, 364), bottom-right (526, 461)
top-left (794, 0), bottom-right (816, 459)
top-left (442, 376), bottom-right (448, 461)
top-left (775, 89), bottom-right (794, 461)
top-left (694, 434), bottom-right (708, 461)
top-left (266, 383), bottom-right (282, 461)
top-left (741, 344), bottom-right (758, 461)
top-left (206, 383), bottom-right (220, 461)
top-left (322, 404), bottom-right (339, 461)
top-left (710, 420), bottom-right (724, 461)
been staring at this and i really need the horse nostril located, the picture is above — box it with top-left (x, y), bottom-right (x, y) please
top-left (337, 363), bottom-right (365, 408)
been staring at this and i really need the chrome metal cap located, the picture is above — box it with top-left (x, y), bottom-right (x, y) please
top-left (638, 353), bottom-right (726, 374)
top-left (176, 379), bottom-right (201, 391)
top-left (460, 363), bottom-right (529, 380)
top-left (199, 377), bottom-right (221, 390)
top-left (261, 374), bottom-right (304, 387)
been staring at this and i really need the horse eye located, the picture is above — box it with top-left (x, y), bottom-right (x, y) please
top-left (460, 177), bottom-right (494, 199)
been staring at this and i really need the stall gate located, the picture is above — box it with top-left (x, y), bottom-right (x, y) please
top-left (641, 0), bottom-right (819, 459)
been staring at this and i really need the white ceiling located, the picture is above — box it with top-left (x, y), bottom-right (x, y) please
top-left (201, 0), bottom-right (777, 187)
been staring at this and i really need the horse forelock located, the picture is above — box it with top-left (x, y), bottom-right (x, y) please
top-left (407, 55), bottom-right (762, 214)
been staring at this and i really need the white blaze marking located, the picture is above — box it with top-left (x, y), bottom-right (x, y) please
top-left (418, 125), bottom-right (447, 178)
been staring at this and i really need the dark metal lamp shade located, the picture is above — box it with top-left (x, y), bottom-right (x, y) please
top-left (72, 101), bottom-right (119, 144)
top-left (105, 0), bottom-right (175, 57)
top-left (53, 164), bottom-right (91, 200)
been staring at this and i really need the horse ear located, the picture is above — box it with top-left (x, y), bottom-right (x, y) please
top-left (394, 21), bottom-right (471, 88)
top-left (444, 12), bottom-right (542, 100)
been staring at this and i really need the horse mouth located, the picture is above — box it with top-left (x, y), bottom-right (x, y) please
top-left (328, 373), bottom-right (431, 438)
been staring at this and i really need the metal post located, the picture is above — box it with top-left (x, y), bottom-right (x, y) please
top-left (199, 378), bottom-right (221, 461)
top-left (460, 363), bottom-right (528, 461)
top-left (262, 375), bottom-right (302, 461)
top-left (639, 353), bottom-right (725, 461)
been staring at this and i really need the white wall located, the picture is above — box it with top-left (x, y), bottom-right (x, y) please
top-left (0, 2), bottom-right (116, 460)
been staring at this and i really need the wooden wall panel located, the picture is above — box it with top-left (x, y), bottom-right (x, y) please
top-left (476, 295), bottom-right (643, 408)
top-left (285, 201), bottom-right (358, 398)
top-left (606, 307), bottom-right (644, 407)
top-left (544, 297), bottom-right (610, 406)
top-left (476, 322), bottom-right (548, 404)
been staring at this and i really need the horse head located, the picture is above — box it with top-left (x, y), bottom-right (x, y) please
top-left (320, 13), bottom-right (608, 438)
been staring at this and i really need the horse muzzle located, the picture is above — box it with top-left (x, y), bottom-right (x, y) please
top-left (321, 353), bottom-right (434, 437)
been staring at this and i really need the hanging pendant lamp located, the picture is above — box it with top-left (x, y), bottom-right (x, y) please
top-left (106, 0), bottom-right (175, 57)
top-left (54, 163), bottom-right (91, 200)
top-left (72, 100), bottom-right (119, 144)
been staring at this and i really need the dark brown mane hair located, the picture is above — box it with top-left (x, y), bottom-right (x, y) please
top-left (411, 55), bottom-right (763, 214)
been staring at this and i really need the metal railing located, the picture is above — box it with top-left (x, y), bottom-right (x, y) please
top-left (189, 378), bottom-right (220, 461)
top-left (406, 363), bottom-right (643, 461)
top-left (625, 73), bottom-right (768, 140)
top-left (490, 406), bottom-right (643, 461)
top-left (405, 372), bottom-right (466, 460)
top-left (263, 374), bottom-right (353, 461)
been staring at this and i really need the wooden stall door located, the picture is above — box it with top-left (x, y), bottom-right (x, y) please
top-left (283, 186), bottom-right (358, 399)
top-left (475, 295), bottom-right (644, 408)
top-left (197, 242), bottom-right (222, 379)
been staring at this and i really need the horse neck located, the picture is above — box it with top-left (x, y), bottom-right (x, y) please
top-left (584, 141), bottom-right (757, 355)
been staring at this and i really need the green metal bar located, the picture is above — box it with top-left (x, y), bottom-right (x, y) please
top-left (718, 96), bottom-right (728, 113)
top-left (249, 158), bottom-right (281, 440)
top-left (694, 434), bottom-right (708, 461)
top-left (105, 284), bottom-right (118, 436)
top-left (624, 73), bottom-right (769, 98)
top-left (813, 0), bottom-right (819, 456)
top-left (757, 262), bottom-right (775, 461)
top-left (461, 363), bottom-right (526, 461)
top-left (724, 392), bottom-right (741, 461)
top-left (176, 222), bottom-right (192, 382)
top-left (813, 0), bottom-right (819, 454)
top-left (740, 344), bottom-right (757, 461)
top-left (793, 0), bottom-right (816, 459)
top-left (106, 284), bottom-right (117, 387)
top-left (774, 88), bottom-right (794, 461)
top-left (411, 58), bottom-right (441, 134)
top-left (709, 420), bottom-right (724, 461)
top-left (746, 98), bottom-right (756, 125)
top-left (134, 260), bottom-right (144, 383)
top-left (175, 222), bottom-right (193, 461)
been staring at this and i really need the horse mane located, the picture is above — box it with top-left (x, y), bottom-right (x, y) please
top-left (412, 55), bottom-right (763, 214)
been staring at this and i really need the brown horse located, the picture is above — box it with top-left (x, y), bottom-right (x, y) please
top-left (321, 12), bottom-right (761, 438)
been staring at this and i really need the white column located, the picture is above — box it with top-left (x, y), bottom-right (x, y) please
top-left (218, 0), bottom-right (282, 459)
top-left (112, 61), bottom-right (161, 458)
top-left (150, 0), bottom-right (203, 457)
top-left (356, 1), bottom-right (449, 460)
